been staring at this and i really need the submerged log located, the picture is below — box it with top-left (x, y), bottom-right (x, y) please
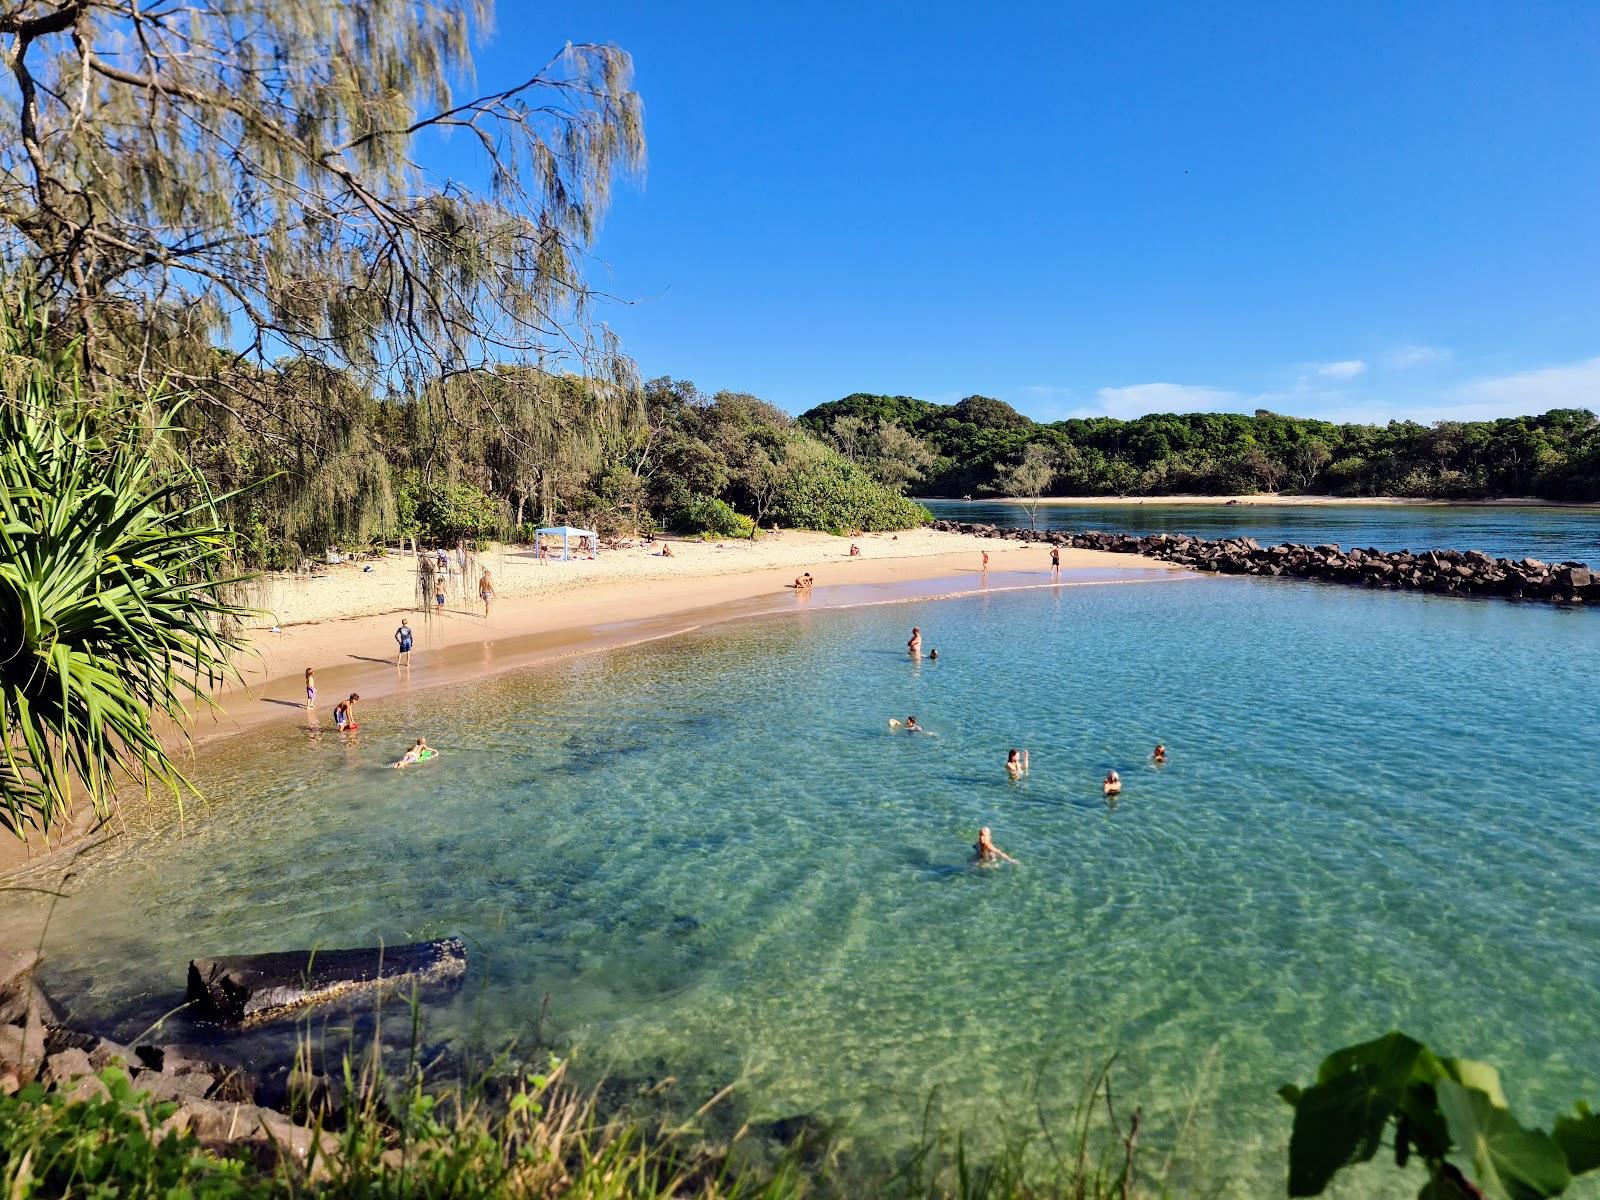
top-left (187, 937), bottom-right (467, 1026)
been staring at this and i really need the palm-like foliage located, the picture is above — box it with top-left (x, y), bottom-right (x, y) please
top-left (0, 324), bottom-right (252, 838)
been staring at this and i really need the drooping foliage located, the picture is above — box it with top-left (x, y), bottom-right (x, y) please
top-left (0, 308), bottom-right (250, 837)
top-left (800, 395), bottom-right (1600, 501)
top-left (0, 0), bottom-right (645, 398)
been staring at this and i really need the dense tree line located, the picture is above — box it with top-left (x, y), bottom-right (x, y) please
top-left (799, 394), bottom-right (1600, 503)
top-left (159, 361), bottom-right (927, 568)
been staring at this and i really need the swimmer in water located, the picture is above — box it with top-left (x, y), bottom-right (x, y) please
top-left (928, 648), bottom-right (938, 661)
top-left (1103, 769), bottom-right (1122, 796)
top-left (973, 826), bottom-right (1018, 865)
top-left (888, 715), bottom-right (925, 733)
top-left (1006, 748), bottom-right (1030, 779)
top-left (908, 626), bottom-right (922, 657)
top-left (393, 737), bottom-right (429, 768)
top-left (1152, 743), bottom-right (1167, 765)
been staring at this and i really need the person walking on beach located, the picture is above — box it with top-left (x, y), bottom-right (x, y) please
top-left (304, 667), bottom-right (316, 710)
top-left (981, 549), bottom-right (990, 572)
top-left (479, 569), bottom-right (495, 617)
top-left (1006, 748), bottom-right (1029, 779)
top-left (1050, 545), bottom-right (1060, 576)
top-left (908, 626), bottom-right (922, 657)
top-left (974, 827), bottom-right (1018, 866)
top-left (395, 618), bottom-right (414, 667)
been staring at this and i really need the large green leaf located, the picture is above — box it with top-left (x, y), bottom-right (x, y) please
top-left (1436, 1079), bottom-right (1572, 1200)
top-left (1286, 1032), bottom-right (1431, 1197)
top-left (1553, 1103), bottom-right (1600, 1176)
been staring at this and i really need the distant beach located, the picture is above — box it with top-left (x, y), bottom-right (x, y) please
top-left (928, 493), bottom-right (1600, 509)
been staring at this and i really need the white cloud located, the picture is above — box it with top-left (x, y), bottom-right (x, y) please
top-left (1088, 382), bottom-right (1245, 419)
top-left (1316, 359), bottom-right (1367, 380)
top-left (1386, 344), bottom-right (1452, 370)
top-left (1458, 356), bottom-right (1600, 414)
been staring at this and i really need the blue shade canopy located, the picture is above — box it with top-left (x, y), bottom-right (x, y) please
top-left (535, 526), bottom-right (597, 538)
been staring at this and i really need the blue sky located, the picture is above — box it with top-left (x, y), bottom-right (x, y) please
top-left (454, 2), bottom-right (1600, 424)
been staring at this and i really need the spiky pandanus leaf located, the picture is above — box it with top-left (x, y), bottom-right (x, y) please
top-left (0, 331), bottom-right (253, 838)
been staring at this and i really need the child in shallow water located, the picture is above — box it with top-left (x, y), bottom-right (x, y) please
top-left (974, 826), bottom-right (1018, 865)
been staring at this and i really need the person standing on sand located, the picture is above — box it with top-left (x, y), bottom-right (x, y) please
top-left (981, 549), bottom-right (990, 572)
top-left (908, 626), bottom-right (922, 657)
top-left (395, 618), bottom-right (414, 667)
top-left (304, 667), bottom-right (316, 710)
top-left (479, 569), bottom-right (494, 617)
top-left (1050, 545), bottom-right (1060, 576)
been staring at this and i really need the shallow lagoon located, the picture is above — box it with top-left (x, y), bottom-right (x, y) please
top-left (12, 571), bottom-right (1600, 1194)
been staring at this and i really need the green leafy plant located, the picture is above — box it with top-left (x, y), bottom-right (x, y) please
top-left (0, 320), bottom-right (253, 838)
top-left (401, 475), bottom-right (503, 546)
top-left (0, 1067), bottom-right (254, 1197)
top-left (1280, 1032), bottom-right (1600, 1199)
top-left (678, 495), bottom-right (755, 539)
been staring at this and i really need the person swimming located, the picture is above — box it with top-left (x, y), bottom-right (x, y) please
top-left (973, 826), bottom-right (1018, 865)
top-left (1006, 748), bottom-right (1029, 778)
top-left (928, 648), bottom-right (938, 661)
top-left (907, 626), bottom-right (922, 656)
top-left (1103, 769), bottom-right (1122, 796)
top-left (394, 737), bottom-right (430, 768)
top-left (888, 715), bottom-right (926, 733)
top-left (1152, 744), bottom-right (1167, 765)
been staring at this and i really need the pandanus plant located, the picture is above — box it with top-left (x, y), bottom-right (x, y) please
top-left (0, 316), bottom-right (252, 838)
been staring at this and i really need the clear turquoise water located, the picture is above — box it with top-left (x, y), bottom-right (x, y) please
top-left (10, 570), bottom-right (1600, 1195)
top-left (923, 498), bottom-right (1600, 564)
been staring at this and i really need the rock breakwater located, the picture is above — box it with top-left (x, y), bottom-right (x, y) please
top-left (932, 521), bottom-right (1598, 604)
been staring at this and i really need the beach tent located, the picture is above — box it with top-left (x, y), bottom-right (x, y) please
top-left (536, 525), bottom-right (598, 561)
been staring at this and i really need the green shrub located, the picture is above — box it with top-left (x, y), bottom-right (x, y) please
top-left (770, 442), bottom-right (931, 533)
top-left (677, 495), bottom-right (755, 538)
top-left (400, 475), bottom-right (502, 545)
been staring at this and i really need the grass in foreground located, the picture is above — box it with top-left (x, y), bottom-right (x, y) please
top-left (0, 1047), bottom-right (1169, 1200)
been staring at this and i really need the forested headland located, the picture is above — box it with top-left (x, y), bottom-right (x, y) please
top-left (799, 393), bottom-right (1600, 503)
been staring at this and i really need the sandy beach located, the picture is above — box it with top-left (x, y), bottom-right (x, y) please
top-left (218, 528), bottom-right (1177, 740)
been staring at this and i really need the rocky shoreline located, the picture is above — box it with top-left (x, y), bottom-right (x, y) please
top-left (931, 521), bottom-right (1598, 604)
top-left (1, 947), bottom-right (347, 1173)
